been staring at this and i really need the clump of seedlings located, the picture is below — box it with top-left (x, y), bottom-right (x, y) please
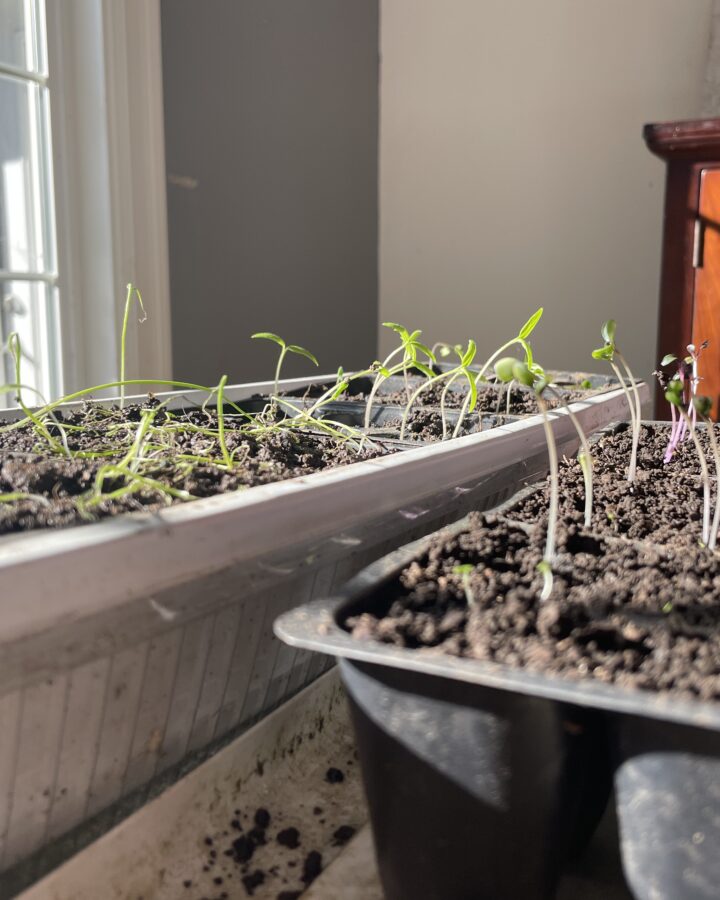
top-left (363, 323), bottom-right (436, 429)
top-left (451, 307), bottom-right (545, 438)
top-left (591, 320), bottom-right (642, 482)
top-left (657, 342), bottom-right (709, 462)
top-left (398, 339), bottom-right (478, 440)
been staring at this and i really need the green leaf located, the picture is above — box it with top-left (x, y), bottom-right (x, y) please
top-left (378, 366), bottom-right (391, 378)
top-left (413, 361), bottom-right (436, 379)
top-left (411, 340), bottom-right (436, 362)
top-left (601, 319), bottom-right (617, 345)
top-left (494, 357), bottom-right (518, 384)
top-left (406, 329), bottom-right (422, 343)
top-left (592, 345), bottom-right (614, 361)
top-left (287, 345), bottom-right (319, 366)
top-left (252, 332), bottom-right (285, 347)
top-left (694, 395), bottom-right (713, 417)
top-left (519, 338), bottom-right (534, 368)
top-left (328, 380), bottom-right (349, 401)
top-left (580, 378), bottom-right (592, 389)
top-left (453, 564), bottom-right (474, 576)
top-left (383, 322), bottom-right (409, 340)
top-left (461, 340), bottom-right (476, 367)
top-left (466, 374), bottom-right (478, 412)
top-left (518, 308), bottom-right (543, 340)
top-left (665, 389), bottom-right (682, 407)
top-left (660, 354), bottom-right (677, 366)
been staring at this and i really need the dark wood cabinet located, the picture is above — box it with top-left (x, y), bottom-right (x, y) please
top-left (645, 118), bottom-right (720, 419)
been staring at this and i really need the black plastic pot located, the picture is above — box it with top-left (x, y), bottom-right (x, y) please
top-left (274, 515), bottom-right (720, 900)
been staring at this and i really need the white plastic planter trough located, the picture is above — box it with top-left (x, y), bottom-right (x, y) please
top-left (0, 375), bottom-right (646, 886)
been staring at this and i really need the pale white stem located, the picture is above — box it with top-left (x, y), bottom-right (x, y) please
top-left (609, 360), bottom-right (638, 482)
top-left (678, 407), bottom-right (711, 545)
top-left (704, 418), bottom-right (720, 550)
top-left (549, 386), bottom-right (593, 528)
top-left (536, 394), bottom-right (559, 567)
top-left (364, 345), bottom-right (404, 429)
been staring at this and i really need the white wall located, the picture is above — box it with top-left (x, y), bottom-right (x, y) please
top-left (379, 0), bottom-right (714, 382)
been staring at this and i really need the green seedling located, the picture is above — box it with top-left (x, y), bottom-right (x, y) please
top-left (252, 332), bottom-right (319, 397)
top-left (399, 339), bottom-right (478, 441)
top-left (666, 381), bottom-right (710, 545)
top-left (431, 341), bottom-right (463, 360)
top-left (592, 320), bottom-right (642, 482)
top-left (216, 374), bottom-right (233, 468)
top-left (496, 359), bottom-right (593, 526)
top-left (547, 385), bottom-right (593, 528)
top-left (452, 308), bottom-right (545, 438)
top-left (452, 563), bottom-right (476, 608)
top-left (693, 395), bottom-right (720, 550)
top-left (512, 360), bottom-right (557, 601)
top-left (120, 284), bottom-right (147, 408)
top-left (5, 333), bottom-right (69, 456)
top-left (0, 492), bottom-right (50, 506)
top-left (365, 323), bottom-right (435, 429)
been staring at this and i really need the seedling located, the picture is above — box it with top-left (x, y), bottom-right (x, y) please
top-left (660, 343), bottom-right (709, 461)
top-left (666, 380), bottom-right (711, 545)
top-left (512, 360), bottom-right (557, 600)
top-left (216, 375), bottom-right (233, 468)
top-left (495, 358), bottom-right (593, 525)
top-left (452, 563), bottom-right (476, 608)
top-left (251, 333), bottom-right (319, 397)
top-left (399, 340), bottom-right (478, 440)
top-left (591, 320), bottom-right (642, 482)
top-left (547, 384), bottom-right (593, 528)
top-left (5, 332), bottom-right (69, 456)
top-left (452, 308), bottom-right (545, 438)
top-left (364, 323), bottom-right (435, 429)
top-left (120, 284), bottom-right (147, 408)
top-left (692, 395), bottom-right (720, 550)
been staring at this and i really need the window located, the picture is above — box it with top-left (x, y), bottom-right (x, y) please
top-left (0, 0), bottom-right (61, 405)
top-left (0, 0), bottom-right (172, 408)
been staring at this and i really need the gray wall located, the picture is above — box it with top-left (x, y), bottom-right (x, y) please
top-left (378, 0), bottom-right (714, 383)
top-left (161, 0), bottom-right (379, 385)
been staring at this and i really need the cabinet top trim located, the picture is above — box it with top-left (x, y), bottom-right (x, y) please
top-left (644, 118), bottom-right (720, 161)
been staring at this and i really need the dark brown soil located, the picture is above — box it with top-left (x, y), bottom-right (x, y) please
top-left (373, 408), bottom-right (506, 442)
top-left (0, 401), bottom-right (394, 535)
top-left (507, 422), bottom-right (719, 547)
top-left (346, 514), bottom-right (720, 702)
top-left (346, 381), bottom-right (587, 414)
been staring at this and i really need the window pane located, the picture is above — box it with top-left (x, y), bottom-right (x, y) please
top-left (0, 279), bottom-right (60, 405)
top-left (0, 0), bottom-right (44, 74)
top-left (0, 73), bottom-right (54, 273)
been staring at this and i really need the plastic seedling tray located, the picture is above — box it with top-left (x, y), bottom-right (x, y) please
top-left (0, 376), bottom-right (644, 878)
top-left (275, 430), bottom-right (720, 900)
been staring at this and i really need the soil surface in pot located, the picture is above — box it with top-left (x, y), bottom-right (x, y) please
top-left (0, 402), bottom-right (393, 535)
top-left (345, 515), bottom-right (720, 701)
top-left (345, 380), bottom-right (588, 414)
top-left (368, 409), bottom-right (508, 442)
top-left (508, 422), bottom-right (716, 547)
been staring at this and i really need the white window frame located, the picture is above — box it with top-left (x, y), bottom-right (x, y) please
top-left (45, 0), bottom-right (172, 395)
